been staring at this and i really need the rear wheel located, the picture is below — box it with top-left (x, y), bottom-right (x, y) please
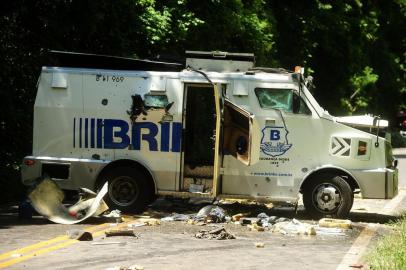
top-left (98, 167), bottom-right (151, 213)
top-left (303, 174), bottom-right (353, 218)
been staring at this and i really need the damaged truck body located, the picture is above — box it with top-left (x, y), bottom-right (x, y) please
top-left (22, 51), bottom-right (398, 218)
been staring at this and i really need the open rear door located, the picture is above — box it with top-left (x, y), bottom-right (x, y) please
top-left (223, 99), bottom-right (260, 165)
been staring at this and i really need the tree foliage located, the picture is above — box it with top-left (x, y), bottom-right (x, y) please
top-left (0, 0), bottom-right (405, 202)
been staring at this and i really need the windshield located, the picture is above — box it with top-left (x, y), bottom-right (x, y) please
top-left (255, 88), bottom-right (293, 112)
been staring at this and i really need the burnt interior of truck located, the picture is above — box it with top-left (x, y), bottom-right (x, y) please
top-left (182, 85), bottom-right (216, 192)
top-left (223, 101), bottom-right (250, 165)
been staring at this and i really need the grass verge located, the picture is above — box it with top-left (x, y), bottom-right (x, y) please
top-left (366, 214), bottom-right (406, 269)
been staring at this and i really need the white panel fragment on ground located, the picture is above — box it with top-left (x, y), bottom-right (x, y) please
top-left (28, 177), bottom-right (109, 224)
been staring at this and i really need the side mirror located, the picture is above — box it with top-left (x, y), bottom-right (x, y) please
top-left (292, 94), bottom-right (300, 114)
top-left (305, 76), bottom-right (314, 90)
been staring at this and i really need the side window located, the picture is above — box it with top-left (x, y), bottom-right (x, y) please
top-left (254, 88), bottom-right (293, 112)
top-left (143, 93), bottom-right (168, 108)
top-left (297, 94), bottom-right (312, 115)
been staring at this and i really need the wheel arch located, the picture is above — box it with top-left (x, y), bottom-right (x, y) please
top-left (300, 166), bottom-right (360, 193)
top-left (95, 159), bottom-right (157, 201)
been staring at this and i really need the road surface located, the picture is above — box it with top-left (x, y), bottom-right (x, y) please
top-left (0, 148), bottom-right (405, 270)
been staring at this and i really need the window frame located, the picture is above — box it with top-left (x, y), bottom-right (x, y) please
top-left (254, 87), bottom-right (312, 115)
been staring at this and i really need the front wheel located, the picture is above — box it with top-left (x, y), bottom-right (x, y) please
top-left (303, 174), bottom-right (353, 219)
top-left (98, 167), bottom-right (150, 213)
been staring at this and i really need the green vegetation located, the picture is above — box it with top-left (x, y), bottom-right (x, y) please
top-left (0, 0), bottom-right (405, 202)
top-left (391, 132), bottom-right (406, 148)
top-left (366, 215), bottom-right (406, 270)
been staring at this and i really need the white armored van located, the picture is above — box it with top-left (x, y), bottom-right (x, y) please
top-left (22, 50), bottom-right (398, 218)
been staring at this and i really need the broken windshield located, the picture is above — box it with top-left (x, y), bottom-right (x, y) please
top-left (255, 88), bottom-right (293, 112)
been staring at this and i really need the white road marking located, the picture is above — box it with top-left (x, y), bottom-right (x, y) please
top-left (336, 189), bottom-right (406, 270)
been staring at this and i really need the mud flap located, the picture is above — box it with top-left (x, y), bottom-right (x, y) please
top-left (28, 177), bottom-right (109, 224)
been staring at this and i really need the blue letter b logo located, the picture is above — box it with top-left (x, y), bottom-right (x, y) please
top-left (270, 130), bottom-right (280, 140)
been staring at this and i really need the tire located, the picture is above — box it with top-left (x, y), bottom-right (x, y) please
top-left (98, 167), bottom-right (151, 213)
top-left (303, 174), bottom-right (353, 219)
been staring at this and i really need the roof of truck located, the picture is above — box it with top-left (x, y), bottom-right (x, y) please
top-left (46, 50), bottom-right (184, 72)
top-left (43, 50), bottom-right (298, 85)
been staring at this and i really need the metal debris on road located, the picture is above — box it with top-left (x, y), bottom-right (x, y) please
top-left (28, 177), bottom-right (109, 224)
top-left (66, 229), bottom-right (93, 241)
top-left (195, 205), bottom-right (228, 223)
top-left (103, 209), bottom-right (123, 223)
top-left (272, 219), bottom-right (317, 236)
top-left (318, 218), bottom-right (352, 229)
top-left (195, 227), bottom-right (236, 240)
top-left (105, 228), bottom-right (140, 238)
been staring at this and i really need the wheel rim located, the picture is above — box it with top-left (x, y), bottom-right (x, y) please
top-left (109, 176), bottom-right (139, 207)
top-left (312, 183), bottom-right (342, 213)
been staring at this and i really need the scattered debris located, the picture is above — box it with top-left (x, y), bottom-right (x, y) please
top-left (319, 218), bottom-right (352, 229)
top-left (349, 263), bottom-right (364, 269)
top-left (256, 212), bottom-right (276, 227)
top-left (28, 177), bottom-right (109, 224)
top-left (105, 228), bottom-right (140, 238)
top-left (127, 223), bottom-right (146, 229)
top-left (68, 187), bottom-right (109, 219)
top-left (66, 229), bottom-right (93, 241)
top-left (272, 219), bottom-right (316, 236)
top-left (91, 242), bottom-right (126, 246)
top-left (255, 242), bottom-right (265, 248)
top-left (195, 227), bottom-right (236, 240)
top-left (103, 210), bottom-right (123, 223)
top-left (231, 213), bottom-right (245, 222)
top-left (140, 218), bottom-right (161, 226)
top-left (275, 217), bottom-right (289, 223)
top-left (248, 223), bottom-right (265, 232)
top-left (219, 198), bottom-right (257, 205)
top-left (240, 218), bottom-right (254, 225)
top-left (195, 205), bottom-right (227, 223)
top-left (161, 213), bottom-right (191, 222)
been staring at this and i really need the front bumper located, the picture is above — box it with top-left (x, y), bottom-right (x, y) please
top-left (350, 168), bottom-right (398, 199)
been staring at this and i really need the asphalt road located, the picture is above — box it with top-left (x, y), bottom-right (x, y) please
top-left (0, 148), bottom-right (405, 270)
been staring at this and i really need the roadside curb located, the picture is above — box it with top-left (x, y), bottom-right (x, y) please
top-left (336, 189), bottom-right (406, 270)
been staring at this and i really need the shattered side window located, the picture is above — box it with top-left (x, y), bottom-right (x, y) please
top-left (255, 88), bottom-right (293, 112)
top-left (143, 94), bottom-right (168, 108)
